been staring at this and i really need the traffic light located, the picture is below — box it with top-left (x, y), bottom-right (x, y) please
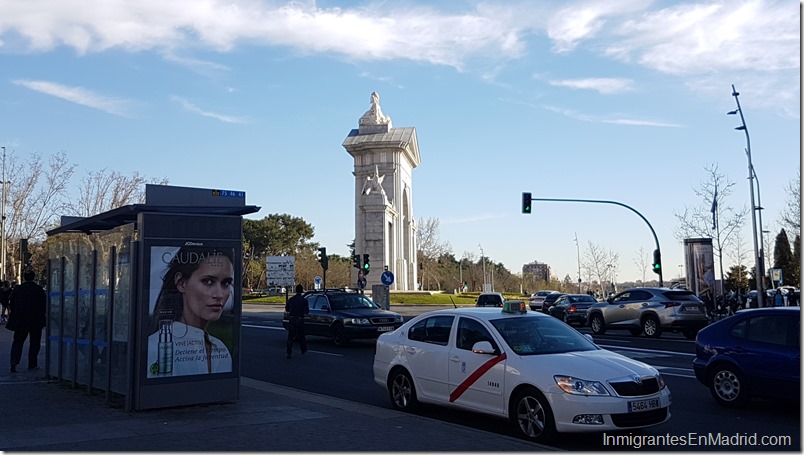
top-left (19, 238), bottom-right (30, 266)
top-left (362, 254), bottom-right (370, 275)
top-left (352, 253), bottom-right (361, 269)
top-left (652, 249), bottom-right (662, 275)
top-left (522, 192), bottom-right (532, 214)
top-left (318, 247), bottom-right (328, 271)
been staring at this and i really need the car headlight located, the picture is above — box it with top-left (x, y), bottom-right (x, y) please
top-left (657, 374), bottom-right (666, 390)
top-left (554, 375), bottom-right (610, 396)
top-left (344, 318), bottom-right (371, 325)
top-left (394, 315), bottom-right (404, 323)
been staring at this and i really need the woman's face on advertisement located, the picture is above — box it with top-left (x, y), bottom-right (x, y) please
top-left (176, 253), bottom-right (234, 327)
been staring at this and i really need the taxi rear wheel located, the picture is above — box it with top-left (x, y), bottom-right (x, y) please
top-left (510, 387), bottom-right (556, 443)
top-left (388, 369), bottom-right (419, 412)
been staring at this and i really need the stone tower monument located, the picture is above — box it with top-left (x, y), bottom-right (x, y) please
top-left (343, 92), bottom-right (420, 291)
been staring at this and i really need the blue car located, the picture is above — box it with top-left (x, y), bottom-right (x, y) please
top-left (692, 307), bottom-right (800, 408)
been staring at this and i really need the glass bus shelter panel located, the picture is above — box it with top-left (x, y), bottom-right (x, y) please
top-left (75, 235), bottom-right (94, 386)
top-left (110, 227), bottom-right (135, 395)
top-left (60, 235), bottom-right (78, 383)
top-left (46, 256), bottom-right (63, 376)
top-left (91, 234), bottom-right (113, 391)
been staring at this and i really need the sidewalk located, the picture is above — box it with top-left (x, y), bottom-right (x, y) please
top-left (0, 316), bottom-right (550, 451)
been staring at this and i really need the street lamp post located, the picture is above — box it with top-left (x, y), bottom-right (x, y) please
top-left (0, 146), bottom-right (6, 282)
top-left (574, 233), bottom-right (581, 293)
top-left (728, 84), bottom-right (764, 307)
top-left (478, 244), bottom-right (486, 291)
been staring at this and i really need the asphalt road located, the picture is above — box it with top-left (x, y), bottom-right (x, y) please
top-left (240, 304), bottom-right (800, 451)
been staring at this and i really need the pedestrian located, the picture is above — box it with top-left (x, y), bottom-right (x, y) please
top-left (285, 284), bottom-right (309, 359)
top-left (7, 270), bottom-right (47, 372)
top-left (0, 281), bottom-right (12, 322)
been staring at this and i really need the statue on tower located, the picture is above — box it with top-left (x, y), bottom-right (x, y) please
top-left (361, 165), bottom-right (388, 202)
top-left (359, 92), bottom-right (392, 126)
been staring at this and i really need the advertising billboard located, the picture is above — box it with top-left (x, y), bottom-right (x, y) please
top-left (684, 238), bottom-right (715, 298)
top-left (145, 245), bottom-right (236, 378)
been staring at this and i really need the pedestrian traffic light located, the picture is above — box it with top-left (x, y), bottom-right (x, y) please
top-left (522, 192), bottom-right (532, 214)
top-left (352, 253), bottom-right (361, 269)
top-left (318, 247), bottom-right (328, 271)
top-left (362, 254), bottom-right (370, 275)
top-left (652, 249), bottom-right (662, 275)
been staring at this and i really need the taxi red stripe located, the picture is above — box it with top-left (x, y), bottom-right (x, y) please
top-left (449, 352), bottom-right (507, 403)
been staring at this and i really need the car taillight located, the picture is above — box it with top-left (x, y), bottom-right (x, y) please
top-left (664, 302), bottom-right (679, 308)
top-left (569, 305), bottom-right (576, 313)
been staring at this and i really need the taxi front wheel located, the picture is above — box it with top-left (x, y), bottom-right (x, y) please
top-left (510, 387), bottom-right (556, 443)
top-left (388, 369), bottom-right (419, 412)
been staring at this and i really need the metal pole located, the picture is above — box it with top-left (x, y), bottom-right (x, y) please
top-left (730, 85), bottom-right (764, 307)
top-left (752, 166), bottom-right (767, 293)
top-left (529, 196), bottom-right (663, 286)
top-left (574, 233), bottom-right (581, 293)
top-left (478, 244), bottom-right (486, 291)
top-left (1, 146), bottom-right (5, 282)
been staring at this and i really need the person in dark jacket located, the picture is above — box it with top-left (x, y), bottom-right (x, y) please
top-left (285, 284), bottom-right (309, 359)
top-left (0, 281), bottom-right (12, 322)
top-left (8, 270), bottom-right (47, 372)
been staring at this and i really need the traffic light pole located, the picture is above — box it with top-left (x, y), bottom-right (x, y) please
top-left (527, 197), bottom-right (663, 287)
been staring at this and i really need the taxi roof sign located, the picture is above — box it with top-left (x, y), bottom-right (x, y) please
top-left (502, 300), bottom-right (527, 314)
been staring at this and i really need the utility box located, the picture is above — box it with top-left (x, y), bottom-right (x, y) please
top-left (45, 184), bottom-right (259, 410)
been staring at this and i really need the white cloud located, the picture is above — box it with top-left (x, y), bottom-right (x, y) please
top-left (12, 79), bottom-right (130, 116)
top-left (170, 96), bottom-right (246, 124)
top-left (549, 78), bottom-right (634, 94)
top-left (0, 0), bottom-right (526, 68)
top-left (542, 104), bottom-right (682, 128)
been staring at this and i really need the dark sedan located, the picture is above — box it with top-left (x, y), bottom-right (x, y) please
top-left (540, 292), bottom-right (565, 314)
top-left (692, 307), bottom-right (800, 408)
top-left (283, 289), bottom-right (404, 346)
top-left (548, 294), bottom-right (597, 326)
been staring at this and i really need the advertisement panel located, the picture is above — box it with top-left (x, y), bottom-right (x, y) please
top-left (145, 244), bottom-right (235, 378)
top-left (684, 238), bottom-right (715, 298)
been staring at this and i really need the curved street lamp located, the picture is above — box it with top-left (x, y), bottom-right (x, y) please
top-left (728, 85), bottom-right (764, 307)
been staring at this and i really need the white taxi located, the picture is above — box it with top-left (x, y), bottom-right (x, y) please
top-left (373, 302), bottom-right (671, 443)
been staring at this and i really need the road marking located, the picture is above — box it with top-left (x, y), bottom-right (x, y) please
top-left (654, 366), bottom-right (697, 379)
top-left (242, 324), bottom-right (343, 356)
top-left (597, 344), bottom-right (695, 357)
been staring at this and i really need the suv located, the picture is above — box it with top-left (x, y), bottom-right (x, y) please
top-left (475, 292), bottom-right (504, 307)
top-left (283, 289), bottom-right (404, 346)
top-left (585, 287), bottom-right (709, 339)
top-left (529, 290), bottom-right (558, 312)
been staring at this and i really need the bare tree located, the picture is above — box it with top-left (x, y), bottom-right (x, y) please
top-left (416, 217), bottom-right (452, 290)
top-left (780, 169), bottom-right (801, 236)
top-left (67, 168), bottom-right (169, 217)
top-left (5, 150), bottom-right (76, 242)
top-left (581, 242), bottom-right (619, 295)
top-left (633, 246), bottom-right (649, 284)
top-left (673, 164), bottom-right (747, 297)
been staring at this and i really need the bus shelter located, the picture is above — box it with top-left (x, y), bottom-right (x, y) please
top-left (45, 184), bottom-right (259, 410)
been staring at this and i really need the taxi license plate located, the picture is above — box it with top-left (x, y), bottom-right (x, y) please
top-left (628, 398), bottom-right (660, 413)
top-left (377, 326), bottom-right (395, 332)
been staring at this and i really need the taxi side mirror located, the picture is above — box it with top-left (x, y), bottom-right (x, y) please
top-left (471, 341), bottom-right (498, 355)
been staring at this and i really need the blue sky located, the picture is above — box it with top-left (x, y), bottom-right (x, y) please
top-left (0, 0), bottom-right (799, 283)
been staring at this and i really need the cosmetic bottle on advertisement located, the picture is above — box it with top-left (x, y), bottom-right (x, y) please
top-left (158, 320), bottom-right (173, 375)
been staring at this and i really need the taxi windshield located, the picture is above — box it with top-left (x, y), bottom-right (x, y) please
top-left (490, 316), bottom-right (598, 356)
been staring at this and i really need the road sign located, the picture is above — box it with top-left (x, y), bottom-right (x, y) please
top-left (266, 256), bottom-right (295, 287)
top-left (381, 271), bottom-right (394, 286)
top-left (314, 276), bottom-right (322, 285)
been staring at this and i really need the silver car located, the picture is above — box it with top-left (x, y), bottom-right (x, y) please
top-left (586, 287), bottom-right (709, 339)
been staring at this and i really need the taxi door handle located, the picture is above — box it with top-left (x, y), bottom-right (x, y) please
top-left (449, 356), bottom-right (460, 362)
top-left (405, 347), bottom-right (416, 355)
